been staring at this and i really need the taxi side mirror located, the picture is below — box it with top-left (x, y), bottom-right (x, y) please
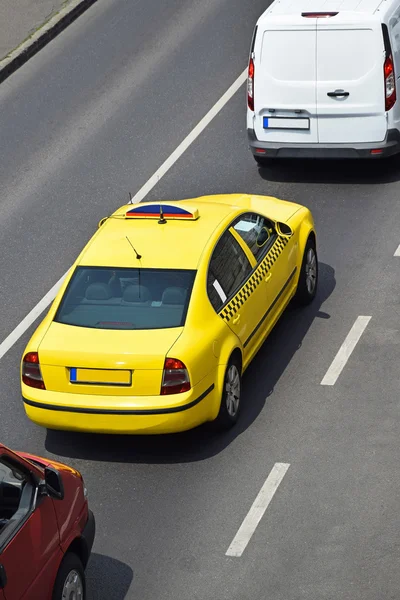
top-left (98, 217), bottom-right (108, 228)
top-left (44, 466), bottom-right (64, 501)
top-left (276, 222), bottom-right (293, 237)
top-left (256, 227), bottom-right (271, 247)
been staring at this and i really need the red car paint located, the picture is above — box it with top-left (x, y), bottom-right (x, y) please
top-left (0, 444), bottom-right (95, 599)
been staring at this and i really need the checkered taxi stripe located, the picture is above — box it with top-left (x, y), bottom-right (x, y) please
top-left (219, 236), bottom-right (289, 322)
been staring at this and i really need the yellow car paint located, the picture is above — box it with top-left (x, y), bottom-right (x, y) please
top-left (21, 194), bottom-right (316, 434)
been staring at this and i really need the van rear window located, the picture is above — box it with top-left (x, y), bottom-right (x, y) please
top-left (55, 267), bottom-right (196, 330)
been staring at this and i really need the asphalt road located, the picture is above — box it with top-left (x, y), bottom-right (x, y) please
top-left (1, 0), bottom-right (400, 598)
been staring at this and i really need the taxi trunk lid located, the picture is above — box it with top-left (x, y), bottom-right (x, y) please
top-left (38, 322), bottom-right (182, 396)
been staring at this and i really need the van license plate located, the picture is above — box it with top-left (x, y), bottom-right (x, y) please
top-left (263, 117), bottom-right (310, 130)
top-left (70, 368), bottom-right (132, 386)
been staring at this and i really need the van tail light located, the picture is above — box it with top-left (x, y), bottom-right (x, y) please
top-left (384, 55), bottom-right (396, 111)
top-left (22, 352), bottom-right (45, 390)
top-left (161, 358), bottom-right (190, 395)
top-left (248, 57), bottom-right (255, 111)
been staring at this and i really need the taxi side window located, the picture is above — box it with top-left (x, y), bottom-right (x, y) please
top-left (233, 212), bottom-right (277, 263)
top-left (207, 231), bottom-right (252, 312)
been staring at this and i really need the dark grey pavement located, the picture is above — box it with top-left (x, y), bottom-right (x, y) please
top-left (1, 0), bottom-right (400, 598)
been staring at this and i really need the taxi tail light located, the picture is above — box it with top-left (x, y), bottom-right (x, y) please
top-left (22, 352), bottom-right (45, 390)
top-left (161, 358), bottom-right (191, 395)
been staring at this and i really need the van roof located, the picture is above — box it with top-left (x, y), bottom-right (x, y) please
top-left (260, 0), bottom-right (394, 18)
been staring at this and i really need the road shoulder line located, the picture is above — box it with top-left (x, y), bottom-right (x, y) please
top-left (0, 0), bottom-right (99, 85)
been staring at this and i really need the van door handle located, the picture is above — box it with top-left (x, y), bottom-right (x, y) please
top-left (327, 89), bottom-right (349, 98)
top-left (265, 273), bottom-right (272, 283)
top-left (232, 314), bottom-right (241, 325)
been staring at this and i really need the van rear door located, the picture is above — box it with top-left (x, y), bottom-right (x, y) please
top-left (254, 16), bottom-right (318, 143)
top-left (316, 19), bottom-right (387, 143)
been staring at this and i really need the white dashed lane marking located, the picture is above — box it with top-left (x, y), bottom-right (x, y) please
top-left (321, 316), bottom-right (371, 386)
top-left (226, 463), bottom-right (290, 558)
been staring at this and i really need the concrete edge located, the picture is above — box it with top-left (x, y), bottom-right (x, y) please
top-left (0, 0), bottom-right (98, 85)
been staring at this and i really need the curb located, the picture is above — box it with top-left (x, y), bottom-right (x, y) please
top-left (0, 0), bottom-right (98, 85)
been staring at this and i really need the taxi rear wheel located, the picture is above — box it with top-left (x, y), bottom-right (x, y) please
top-left (294, 236), bottom-right (318, 306)
top-left (214, 356), bottom-right (242, 430)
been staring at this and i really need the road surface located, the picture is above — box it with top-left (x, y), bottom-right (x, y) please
top-left (1, 0), bottom-right (400, 597)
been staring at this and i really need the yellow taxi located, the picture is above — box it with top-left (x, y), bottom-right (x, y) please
top-left (21, 194), bottom-right (317, 434)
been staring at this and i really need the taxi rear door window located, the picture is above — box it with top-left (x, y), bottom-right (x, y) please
top-left (207, 231), bottom-right (252, 312)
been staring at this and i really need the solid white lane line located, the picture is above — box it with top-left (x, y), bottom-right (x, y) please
top-left (127, 68), bottom-right (247, 205)
top-left (394, 244), bottom-right (400, 257)
top-left (225, 463), bottom-right (290, 558)
top-left (0, 274), bottom-right (66, 361)
top-left (0, 69), bottom-right (247, 361)
top-left (320, 315), bottom-right (371, 386)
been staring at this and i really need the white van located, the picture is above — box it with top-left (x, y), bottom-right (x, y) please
top-left (247, 0), bottom-right (400, 162)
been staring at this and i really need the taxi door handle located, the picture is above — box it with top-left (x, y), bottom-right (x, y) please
top-left (232, 314), bottom-right (241, 325)
top-left (265, 273), bottom-right (272, 283)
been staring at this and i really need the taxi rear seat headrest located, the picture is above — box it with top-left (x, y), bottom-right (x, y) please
top-left (161, 287), bottom-right (187, 305)
top-left (123, 284), bottom-right (152, 303)
top-left (85, 282), bottom-right (113, 301)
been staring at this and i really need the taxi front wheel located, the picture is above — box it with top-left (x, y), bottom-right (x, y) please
top-left (294, 237), bottom-right (318, 306)
top-left (214, 356), bottom-right (242, 430)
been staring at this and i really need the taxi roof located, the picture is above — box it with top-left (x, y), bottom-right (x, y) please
top-left (78, 196), bottom-right (247, 270)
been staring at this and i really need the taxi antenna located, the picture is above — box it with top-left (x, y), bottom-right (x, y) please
top-left (125, 236), bottom-right (142, 260)
top-left (158, 204), bottom-right (167, 225)
top-left (128, 192), bottom-right (133, 204)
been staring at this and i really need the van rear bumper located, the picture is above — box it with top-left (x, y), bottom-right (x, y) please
top-left (248, 128), bottom-right (400, 159)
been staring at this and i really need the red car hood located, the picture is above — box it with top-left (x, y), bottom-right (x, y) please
top-left (18, 451), bottom-right (82, 478)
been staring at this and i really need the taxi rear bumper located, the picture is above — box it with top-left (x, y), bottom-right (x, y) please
top-left (22, 378), bottom-right (218, 434)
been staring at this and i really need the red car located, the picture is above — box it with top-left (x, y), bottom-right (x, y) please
top-left (0, 443), bottom-right (95, 599)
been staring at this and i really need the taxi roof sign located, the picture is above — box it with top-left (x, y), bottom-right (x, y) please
top-left (125, 203), bottom-right (199, 220)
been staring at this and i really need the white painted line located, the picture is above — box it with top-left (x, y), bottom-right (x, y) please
top-left (320, 315), bottom-right (371, 386)
top-left (0, 275), bottom-right (66, 361)
top-left (394, 244), bottom-right (400, 257)
top-left (0, 69), bottom-right (247, 361)
top-left (226, 463), bottom-right (290, 558)
top-left (128, 68), bottom-right (247, 205)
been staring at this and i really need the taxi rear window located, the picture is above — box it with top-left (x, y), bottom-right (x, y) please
top-left (54, 267), bottom-right (196, 330)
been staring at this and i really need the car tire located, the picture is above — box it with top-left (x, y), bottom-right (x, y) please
top-left (52, 553), bottom-right (86, 600)
top-left (294, 236), bottom-right (318, 306)
top-left (214, 356), bottom-right (242, 430)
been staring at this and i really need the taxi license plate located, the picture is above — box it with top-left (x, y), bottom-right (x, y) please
top-left (70, 368), bottom-right (132, 386)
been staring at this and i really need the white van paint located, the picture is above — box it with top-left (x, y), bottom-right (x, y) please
top-left (247, 0), bottom-right (400, 160)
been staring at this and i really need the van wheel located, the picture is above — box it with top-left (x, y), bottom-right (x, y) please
top-left (52, 553), bottom-right (86, 600)
top-left (214, 356), bottom-right (242, 430)
top-left (294, 237), bottom-right (318, 306)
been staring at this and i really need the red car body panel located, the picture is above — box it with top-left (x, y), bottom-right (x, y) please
top-left (0, 444), bottom-right (94, 600)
